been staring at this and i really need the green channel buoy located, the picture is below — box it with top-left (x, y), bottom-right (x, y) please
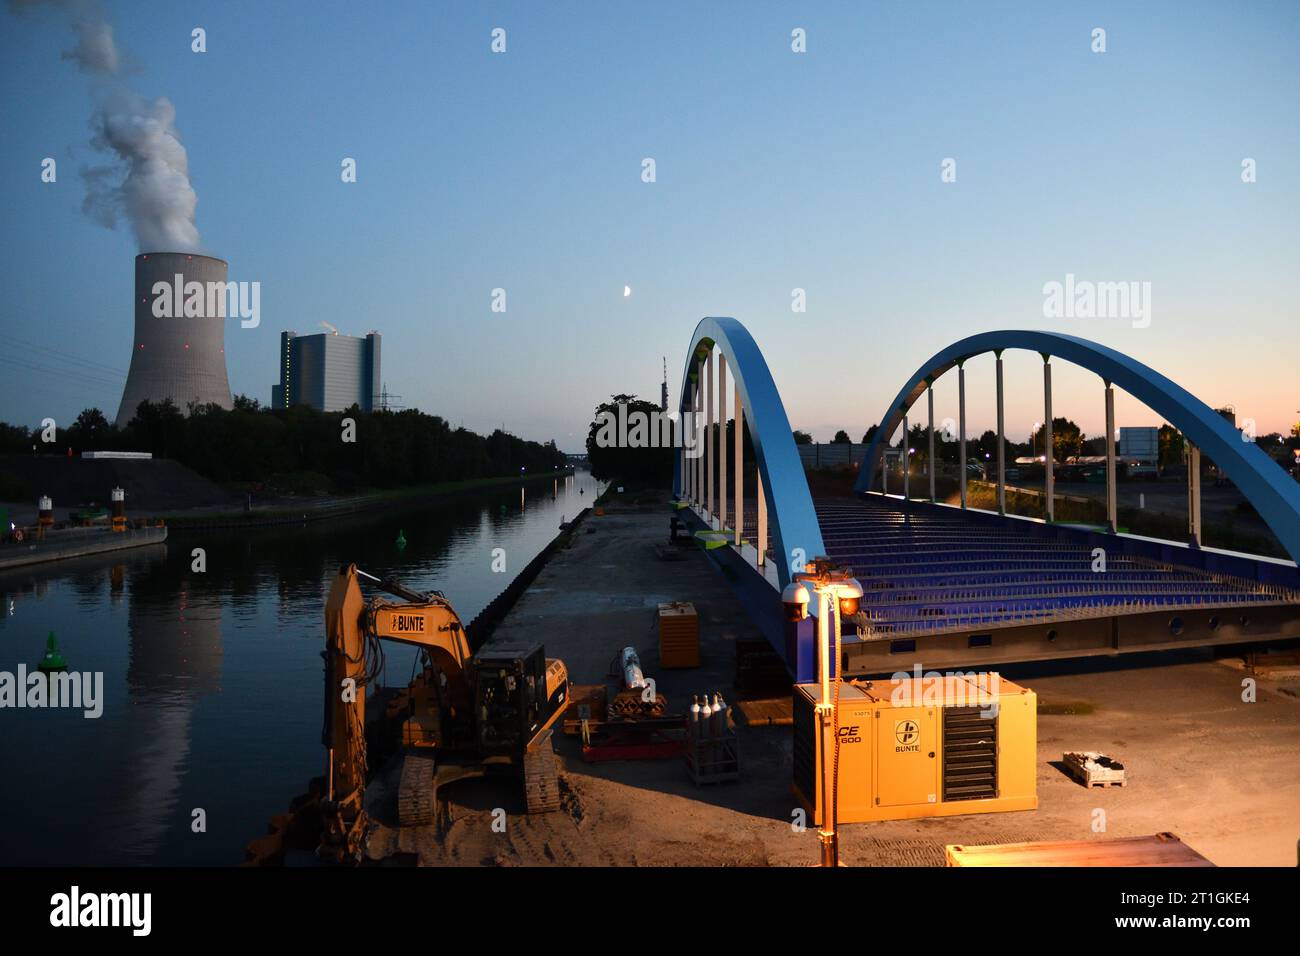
top-left (395, 529), bottom-right (407, 551)
top-left (38, 631), bottom-right (67, 674)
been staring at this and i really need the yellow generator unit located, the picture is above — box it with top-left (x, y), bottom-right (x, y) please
top-left (793, 673), bottom-right (1037, 825)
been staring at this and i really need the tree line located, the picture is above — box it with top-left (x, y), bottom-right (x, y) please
top-left (0, 398), bottom-right (567, 495)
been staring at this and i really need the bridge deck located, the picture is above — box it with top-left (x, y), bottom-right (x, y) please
top-left (814, 496), bottom-right (1300, 672)
top-left (818, 496), bottom-right (1298, 636)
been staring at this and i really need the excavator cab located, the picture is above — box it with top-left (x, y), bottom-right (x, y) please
top-left (472, 640), bottom-right (568, 756)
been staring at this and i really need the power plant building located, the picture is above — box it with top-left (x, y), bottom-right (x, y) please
top-left (273, 330), bottom-right (382, 412)
top-left (115, 253), bottom-right (234, 428)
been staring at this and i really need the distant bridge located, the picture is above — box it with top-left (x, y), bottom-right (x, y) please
top-left (673, 318), bottom-right (1300, 681)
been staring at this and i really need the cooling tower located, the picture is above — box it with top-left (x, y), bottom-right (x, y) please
top-left (115, 252), bottom-right (234, 428)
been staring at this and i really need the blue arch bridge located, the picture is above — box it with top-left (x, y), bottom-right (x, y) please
top-left (672, 317), bottom-right (1300, 683)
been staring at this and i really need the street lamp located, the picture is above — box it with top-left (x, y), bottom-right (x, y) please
top-left (782, 557), bottom-right (864, 867)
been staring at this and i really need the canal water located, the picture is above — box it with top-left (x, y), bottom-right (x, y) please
top-left (0, 470), bottom-right (602, 865)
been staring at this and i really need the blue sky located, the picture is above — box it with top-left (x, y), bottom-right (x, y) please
top-left (2, 1), bottom-right (1298, 451)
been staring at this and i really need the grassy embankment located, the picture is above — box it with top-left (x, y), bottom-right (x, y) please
top-left (962, 480), bottom-right (1284, 558)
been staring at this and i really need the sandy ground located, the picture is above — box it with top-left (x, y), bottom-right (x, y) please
top-left (366, 492), bottom-right (1300, 867)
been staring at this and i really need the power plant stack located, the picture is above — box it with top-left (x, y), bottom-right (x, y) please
top-left (115, 253), bottom-right (234, 428)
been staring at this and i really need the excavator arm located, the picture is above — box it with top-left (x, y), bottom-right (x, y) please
top-left (319, 563), bottom-right (473, 862)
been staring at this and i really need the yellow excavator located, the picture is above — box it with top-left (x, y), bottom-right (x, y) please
top-left (320, 563), bottom-right (569, 863)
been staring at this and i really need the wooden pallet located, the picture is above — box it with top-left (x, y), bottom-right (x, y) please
top-left (733, 696), bottom-right (793, 727)
top-left (946, 832), bottom-right (1213, 867)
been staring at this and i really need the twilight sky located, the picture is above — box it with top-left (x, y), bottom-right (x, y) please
top-left (2, 0), bottom-right (1298, 451)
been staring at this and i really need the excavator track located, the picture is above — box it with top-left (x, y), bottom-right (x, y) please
top-left (523, 732), bottom-right (561, 814)
top-left (397, 751), bottom-right (436, 827)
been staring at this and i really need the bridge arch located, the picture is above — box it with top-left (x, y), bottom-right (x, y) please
top-left (853, 330), bottom-right (1300, 563)
top-left (676, 317), bottom-right (825, 587)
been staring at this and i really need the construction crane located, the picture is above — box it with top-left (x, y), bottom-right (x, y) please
top-left (320, 563), bottom-right (569, 863)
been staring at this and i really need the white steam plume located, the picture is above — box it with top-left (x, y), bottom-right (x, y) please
top-left (9, 0), bottom-right (203, 252)
top-left (10, 0), bottom-right (120, 74)
top-left (82, 91), bottom-right (201, 251)
top-left (63, 7), bottom-right (119, 73)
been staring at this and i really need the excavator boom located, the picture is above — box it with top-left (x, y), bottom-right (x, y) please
top-left (320, 563), bottom-right (473, 861)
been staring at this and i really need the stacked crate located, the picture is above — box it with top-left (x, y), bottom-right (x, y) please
top-left (658, 602), bottom-right (700, 668)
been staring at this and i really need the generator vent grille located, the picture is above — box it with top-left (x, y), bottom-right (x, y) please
top-left (942, 706), bottom-right (998, 801)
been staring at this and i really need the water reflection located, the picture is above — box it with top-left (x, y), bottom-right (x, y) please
top-left (89, 562), bottom-right (225, 862)
top-left (0, 470), bottom-right (599, 865)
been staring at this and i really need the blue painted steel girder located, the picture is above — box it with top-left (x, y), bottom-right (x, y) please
top-left (676, 317), bottom-right (827, 588)
top-left (852, 330), bottom-right (1300, 564)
